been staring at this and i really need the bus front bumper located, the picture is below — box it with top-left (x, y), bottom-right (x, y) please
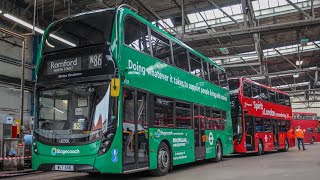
top-left (33, 154), bottom-right (99, 173)
top-left (38, 164), bottom-right (100, 173)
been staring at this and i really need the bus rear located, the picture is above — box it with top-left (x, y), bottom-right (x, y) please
top-left (292, 112), bottom-right (319, 144)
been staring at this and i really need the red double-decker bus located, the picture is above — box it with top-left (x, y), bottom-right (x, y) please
top-left (229, 78), bottom-right (295, 155)
top-left (292, 112), bottom-right (320, 144)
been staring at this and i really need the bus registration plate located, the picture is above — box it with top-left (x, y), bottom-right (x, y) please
top-left (54, 165), bottom-right (74, 171)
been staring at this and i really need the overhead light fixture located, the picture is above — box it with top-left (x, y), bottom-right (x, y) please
top-left (295, 60), bottom-right (303, 66)
top-left (3, 13), bottom-right (44, 33)
top-left (49, 34), bottom-right (76, 47)
top-left (3, 13), bottom-right (76, 47)
top-left (293, 73), bottom-right (299, 78)
top-left (0, 10), bottom-right (3, 14)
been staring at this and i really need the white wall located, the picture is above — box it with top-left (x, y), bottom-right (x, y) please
top-left (0, 27), bottom-right (34, 119)
top-left (0, 85), bottom-right (31, 119)
top-left (0, 36), bottom-right (33, 81)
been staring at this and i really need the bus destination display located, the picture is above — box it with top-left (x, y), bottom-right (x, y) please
top-left (45, 53), bottom-right (103, 75)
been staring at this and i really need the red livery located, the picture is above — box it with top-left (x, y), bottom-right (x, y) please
top-left (229, 78), bottom-right (295, 155)
top-left (292, 112), bottom-right (320, 144)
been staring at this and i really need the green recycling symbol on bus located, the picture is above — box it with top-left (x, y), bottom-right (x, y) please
top-left (208, 132), bottom-right (214, 145)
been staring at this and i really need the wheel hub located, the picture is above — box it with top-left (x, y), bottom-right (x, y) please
top-left (216, 144), bottom-right (221, 159)
top-left (159, 149), bottom-right (169, 169)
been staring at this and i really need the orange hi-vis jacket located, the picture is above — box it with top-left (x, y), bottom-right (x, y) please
top-left (295, 129), bottom-right (304, 138)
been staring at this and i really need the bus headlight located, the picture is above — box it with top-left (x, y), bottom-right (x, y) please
top-left (98, 132), bottom-right (115, 155)
top-left (33, 141), bottom-right (39, 155)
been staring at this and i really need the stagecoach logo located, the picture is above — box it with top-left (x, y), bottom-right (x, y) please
top-left (51, 147), bottom-right (57, 156)
top-left (51, 147), bottom-right (80, 156)
top-left (208, 132), bottom-right (214, 145)
top-left (264, 135), bottom-right (268, 143)
top-left (154, 129), bottom-right (161, 139)
top-left (253, 101), bottom-right (263, 111)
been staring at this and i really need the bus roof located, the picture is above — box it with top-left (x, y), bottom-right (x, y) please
top-left (120, 7), bottom-right (224, 71)
top-left (242, 77), bottom-right (289, 96)
top-left (36, 7), bottom-right (225, 75)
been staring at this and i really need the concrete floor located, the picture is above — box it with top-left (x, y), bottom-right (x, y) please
top-left (6, 143), bottom-right (320, 180)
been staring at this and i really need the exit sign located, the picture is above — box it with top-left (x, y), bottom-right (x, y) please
top-left (219, 48), bottom-right (229, 54)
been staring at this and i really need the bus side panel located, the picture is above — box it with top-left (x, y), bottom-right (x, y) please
top-left (255, 132), bottom-right (273, 151)
top-left (233, 135), bottom-right (246, 153)
top-left (149, 128), bottom-right (195, 168)
top-left (205, 130), bottom-right (233, 159)
top-left (94, 128), bottom-right (123, 173)
top-left (224, 112), bottom-right (235, 155)
top-left (315, 131), bottom-right (320, 142)
top-left (278, 132), bottom-right (286, 149)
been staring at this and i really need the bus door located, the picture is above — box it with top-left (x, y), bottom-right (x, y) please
top-left (194, 105), bottom-right (206, 160)
top-left (272, 120), bottom-right (280, 149)
top-left (245, 116), bottom-right (254, 151)
top-left (122, 89), bottom-right (149, 171)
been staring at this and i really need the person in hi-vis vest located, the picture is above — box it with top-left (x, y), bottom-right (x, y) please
top-left (295, 126), bottom-right (306, 150)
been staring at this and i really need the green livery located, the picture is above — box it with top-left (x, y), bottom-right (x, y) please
top-left (33, 5), bottom-right (233, 175)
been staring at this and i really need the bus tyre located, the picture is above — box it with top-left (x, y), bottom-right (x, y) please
top-left (283, 139), bottom-right (289, 152)
top-left (150, 142), bottom-right (171, 176)
top-left (213, 140), bottom-right (223, 162)
top-left (310, 137), bottom-right (315, 144)
top-left (88, 172), bottom-right (100, 177)
top-left (256, 140), bottom-right (263, 156)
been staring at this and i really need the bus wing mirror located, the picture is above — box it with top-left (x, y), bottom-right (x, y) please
top-left (110, 78), bottom-right (120, 97)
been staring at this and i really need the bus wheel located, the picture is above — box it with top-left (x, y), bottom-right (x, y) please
top-left (284, 139), bottom-right (289, 152)
top-left (256, 140), bottom-right (263, 156)
top-left (88, 172), bottom-right (100, 177)
top-left (213, 140), bottom-right (223, 162)
top-left (310, 137), bottom-right (315, 144)
top-left (150, 142), bottom-right (171, 176)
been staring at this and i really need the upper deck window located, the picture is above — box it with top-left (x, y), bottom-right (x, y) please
top-left (44, 10), bottom-right (115, 54)
top-left (124, 16), bottom-right (150, 55)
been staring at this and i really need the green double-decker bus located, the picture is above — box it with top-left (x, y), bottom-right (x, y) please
top-left (33, 5), bottom-right (233, 175)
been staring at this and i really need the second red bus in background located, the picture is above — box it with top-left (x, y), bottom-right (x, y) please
top-left (292, 112), bottom-right (320, 144)
top-left (229, 78), bottom-right (295, 155)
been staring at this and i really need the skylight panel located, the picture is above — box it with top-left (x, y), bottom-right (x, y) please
top-left (204, 10), bottom-right (215, 20)
top-left (187, 13), bottom-right (199, 23)
top-left (278, 0), bottom-right (288, 6)
top-left (230, 4), bottom-right (242, 14)
top-left (221, 6), bottom-right (233, 15)
top-left (252, 1), bottom-right (260, 11)
top-left (153, 18), bottom-right (174, 29)
top-left (213, 9), bottom-right (224, 18)
top-left (163, 18), bottom-right (174, 27)
top-left (199, 12), bottom-right (208, 20)
top-left (157, 18), bottom-right (174, 28)
top-left (258, 0), bottom-right (269, 9)
top-left (269, 0), bottom-right (279, 8)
